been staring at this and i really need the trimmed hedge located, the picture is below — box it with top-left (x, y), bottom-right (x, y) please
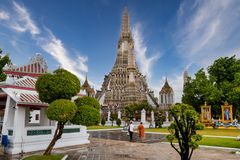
top-left (71, 105), bottom-right (100, 126)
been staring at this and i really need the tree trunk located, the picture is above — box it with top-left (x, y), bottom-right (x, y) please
top-left (181, 143), bottom-right (190, 160)
top-left (43, 122), bottom-right (64, 155)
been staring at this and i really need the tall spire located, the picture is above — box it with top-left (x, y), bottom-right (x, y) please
top-left (121, 7), bottom-right (131, 37)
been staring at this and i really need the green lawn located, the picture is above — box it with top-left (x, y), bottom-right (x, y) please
top-left (145, 128), bottom-right (169, 133)
top-left (198, 128), bottom-right (240, 137)
top-left (87, 125), bottom-right (122, 130)
top-left (199, 137), bottom-right (240, 148)
top-left (23, 155), bottom-right (63, 160)
top-left (145, 127), bottom-right (240, 137)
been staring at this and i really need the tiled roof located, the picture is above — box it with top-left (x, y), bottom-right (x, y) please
top-left (15, 77), bottom-right (36, 89)
top-left (3, 54), bottom-right (47, 77)
top-left (15, 92), bottom-right (48, 106)
top-left (160, 80), bottom-right (173, 94)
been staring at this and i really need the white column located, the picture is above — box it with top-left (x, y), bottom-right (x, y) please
top-left (159, 94), bottom-right (161, 104)
top-left (118, 110), bottom-right (121, 119)
top-left (165, 111), bottom-right (169, 122)
top-left (167, 94), bottom-right (169, 104)
top-left (151, 111), bottom-right (155, 123)
top-left (162, 94), bottom-right (164, 104)
top-left (12, 105), bottom-right (26, 143)
top-left (107, 110), bottom-right (111, 122)
top-left (141, 109), bottom-right (146, 123)
top-left (25, 107), bottom-right (30, 126)
top-left (2, 96), bottom-right (11, 135)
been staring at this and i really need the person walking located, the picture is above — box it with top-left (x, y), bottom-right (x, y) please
top-left (138, 122), bottom-right (145, 142)
top-left (128, 121), bottom-right (134, 142)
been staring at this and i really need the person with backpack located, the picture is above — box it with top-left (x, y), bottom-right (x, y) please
top-left (128, 121), bottom-right (134, 142)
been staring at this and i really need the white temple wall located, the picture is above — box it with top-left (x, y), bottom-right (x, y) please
top-left (40, 108), bottom-right (50, 126)
top-left (12, 106), bottom-right (26, 144)
top-left (7, 125), bottom-right (89, 154)
top-left (2, 97), bottom-right (15, 135)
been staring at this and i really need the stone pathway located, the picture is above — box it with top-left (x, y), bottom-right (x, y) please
top-left (89, 130), bottom-right (165, 142)
top-left (1, 130), bottom-right (240, 160)
top-left (59, 138), bottom-right (240, 160)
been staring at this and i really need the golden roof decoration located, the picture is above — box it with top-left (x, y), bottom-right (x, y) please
top-left (160, 78), bottom-right (173, 94)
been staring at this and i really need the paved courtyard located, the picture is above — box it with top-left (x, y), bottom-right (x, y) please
top-left (59, 138), bottom-right (240, 160)
top-left (60, 130), bottom-right (240, 160)
top-left (1, 130), bottom-right (240, 160)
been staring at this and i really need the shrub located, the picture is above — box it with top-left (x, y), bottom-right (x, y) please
top-left (116, 118), bottom-right (121, 126)
top-left (154, 109), bottom-right (165, 128)
top-left (75, 97), bottom-right (100, 110)
top-left (36, 68), bottom-right (80, 103)
top-left (101, 118), bottom-right (106, 126)
top-left (167, 103), bottom-right (203, 160)
top-left (47, 99), bottom-right (77, 123)
top-left (71, 105), bottom-right (100, 126)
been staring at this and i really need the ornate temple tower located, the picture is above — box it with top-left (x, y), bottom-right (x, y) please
top-left (96, 8), bottom-right (157, 112)
top-left (80, 76), bottom-right (95, 97)
top-left (159, 78), bottom-right (174, 110)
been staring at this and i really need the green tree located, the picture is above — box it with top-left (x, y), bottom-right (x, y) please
top-left (136, 101), bottom-right (153, 111)
top-left (36, 68), bottom-right (80, 155)
top-left (124, 101), bottom-right (153, 121)
top-left (75, 97), bottom-right (100, 110)
top-left (71, 97), bottom-right (101, 126)
top-left (208, 56), bottom-right (240, 118)
top-left (167, 104), bottom-right (203, 160)
top-left (116, 118), bottom-right (121, 126)
top-left (44, 99), bottom-right (77, 155)
top-left (182, 56), bottom-right (240, 118)
top-left (101, 118), bottom-right (106, 126)
top-left (124, 104), bottom-right (135, 121)
top-left (71, 105), bottom-right (100, 126)
top-left (0, 48), bottom-right (11, 81)
top-left (182, 69), bottom-right (212, 113)
top-left (154, 109), bottom-right (165, 128)
top-left (36, 68), bottom-right (80, 103)
top-left (110, 112), bottom-right (117, 126)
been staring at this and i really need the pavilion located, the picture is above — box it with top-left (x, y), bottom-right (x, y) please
top-left (0, 54), bottom-right (89, 154)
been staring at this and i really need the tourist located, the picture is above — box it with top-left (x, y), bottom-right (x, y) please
top-left (128, 121), bottom-right (134, 142)
top-left (138, 122), bottom-right (145, 142)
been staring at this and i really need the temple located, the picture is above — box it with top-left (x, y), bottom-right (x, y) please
top-left (80, 76), bottom-right (95, 97)
top-left (3, 53), bottom-right (48, 78)
top-left (0, 54), bottom-right (89, 154)
top-left (159, 78), bottom-right (174, 110)
top-left (96, 8), bottom-right (158, 114)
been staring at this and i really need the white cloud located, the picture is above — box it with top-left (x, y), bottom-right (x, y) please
top-left (76, 55), bottom-right (88, 73)
top-left (132, 23), bottom-right (160, 80)
top-left (170, 74), bottom-right (184, 103)
top-left (175, 0), bottom-right (240, 67)
top-left (0, 10), bottom-right (9, 20)
top-left (11, 1), bottom-right (40, 35)
top-left (1, 1), bottom-right (90, 84)
top-left (39, 28), bottom-right (88, 82)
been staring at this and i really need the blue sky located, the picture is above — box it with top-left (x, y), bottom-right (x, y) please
top-left (0, 0), bottom-right (240, 102)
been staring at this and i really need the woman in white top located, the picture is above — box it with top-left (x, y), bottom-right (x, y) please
top-left (128, 121), bottom-right (134, 141)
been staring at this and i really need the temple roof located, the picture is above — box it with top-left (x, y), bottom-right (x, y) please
top-left (3, 53), bottom-right (47, 77)
top-left (0, 76), bottom-right (48, 107)
top-left (0, 76), bottom-right (37, 90)
top-left (81, 76), bottom-right (95, 95)
top-left (160, 79), bottom-right (173, 94)
top-left (81, 76), bottom-right (91, 89)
